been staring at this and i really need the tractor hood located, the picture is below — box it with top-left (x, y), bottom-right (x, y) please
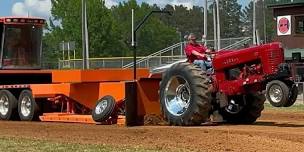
top-left (213, 42), bottom-right (283, 71)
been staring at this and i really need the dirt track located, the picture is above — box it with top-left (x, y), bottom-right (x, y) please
top-left (1, 109), bottom-right (304, 152)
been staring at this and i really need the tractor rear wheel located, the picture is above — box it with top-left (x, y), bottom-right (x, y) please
top-left (220, 93), bottom-right (266, 124)
top-left (159, 62), bottom-right (212, 126)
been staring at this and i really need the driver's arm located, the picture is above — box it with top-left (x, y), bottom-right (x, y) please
top-left (191, 50), bottom-right (206, 58)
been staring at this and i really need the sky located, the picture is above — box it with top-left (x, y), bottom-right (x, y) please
top-left (0, 0), bottom-right (250, 19)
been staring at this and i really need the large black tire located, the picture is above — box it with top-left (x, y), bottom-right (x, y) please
top-left (220, 93), bottom-right (266, 124)
top-left (284, 84), bottom-right (298, 107)
top-left (0, 90), bottom-right (18, 120)
top-left (266, 80), bottom-right (289, 107)
top-left (18, 90), bottom-right (39, 121)
top-left (92, 96), bottom-right (116, 122)
top-left (159, 62), bottom-right (212, 126)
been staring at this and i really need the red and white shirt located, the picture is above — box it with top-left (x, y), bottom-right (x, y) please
top-left (185, 43), bottom-right (207, 63)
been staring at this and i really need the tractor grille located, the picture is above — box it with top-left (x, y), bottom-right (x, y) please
top-left (268, 50), bottom-right (283, 73)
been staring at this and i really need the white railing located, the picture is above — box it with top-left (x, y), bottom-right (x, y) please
top-left (122, 42), bottom-right (185, 69)
top-left (58, 57), bottom-right (145, 69)
top-left (220, 37), bottom-right (252, 51)
top-left (55, 37), bottom-right (252, 69)
top-left (122, 37), bottom-right (252, 69)
top-left (147, 37), bottom-right (253, 73)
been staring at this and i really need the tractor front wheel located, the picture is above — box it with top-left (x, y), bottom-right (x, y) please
top-left (266, 80), bottom-right (290, 107)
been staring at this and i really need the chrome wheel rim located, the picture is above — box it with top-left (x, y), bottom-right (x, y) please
top-left (20, 96), bottom-right (31, 117)
top-left (225, 99), bottom-right (242, 114)
top-left (164, 76), bottom-right (191, 116)
top-left (0, 95), bottom-right (9, 116)
top-left (95, 100), bottom-right (108, 115)
top-left (269, 85), bottom-right (283, 103)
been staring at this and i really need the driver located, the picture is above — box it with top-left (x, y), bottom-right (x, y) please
top-left (184, 33), bottom-right (212, 71)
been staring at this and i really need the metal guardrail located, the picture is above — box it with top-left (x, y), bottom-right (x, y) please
top-left (57, 57), bottom-right (145, 69)
top-left (122, 42), bottom-right (185, 69)
top-left (123, 42), bottom-right (185, 69)
top-left (54, 37), bottom-right (252, 69)
top-left (122, 37), bottom-right (252, 69)
top-left (220, 37), bottom-right (252, 51)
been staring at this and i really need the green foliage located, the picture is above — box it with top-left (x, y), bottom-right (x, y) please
top-left (45, 0), bottom-right (179, 59)
top-left (241, 1), bottom-right (275, 43)
top-left (43, 0), bottom-right (277, 62)
top-left (110, 0), bottom-right (179, 56)
top-left (160, 5), bottom-right (205, 37)
top-left (218, 0), bottom-right (243, 38)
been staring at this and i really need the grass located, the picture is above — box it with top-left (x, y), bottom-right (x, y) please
top-left (264, 103), bottom-right (304, 112)
top-left (0, 137), bottom-right (162, 152)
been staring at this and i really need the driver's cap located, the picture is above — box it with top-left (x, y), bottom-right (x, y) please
top-left (188, 33), bottom-right (197, 40)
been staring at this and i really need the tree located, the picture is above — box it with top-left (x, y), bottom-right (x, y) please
top-left (45, 0), bottom-right (179, 60)
top-left (111, 0), bottom-right (179, 56)
top-left (241, 0), bottom-right (275, 43)
top-left (49, 0), bottom-right (125, 58)
top-left (160, 5), bottom-right (206, 41)
top-left (87, 0), bottom-right (126, 57)
top-left (218, 0), bottom-right (243, 38)
top-left (42, 19), bottom-right (64, 68)
top-left (241, 1), bottom-right (253, 37)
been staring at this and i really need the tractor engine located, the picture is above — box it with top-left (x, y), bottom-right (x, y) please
top-left (212, 42), bottom-right (297, 108)
top-left (213, 42), bottom-right (284, 95)
top-left (209, 42), bottom-right (297, 122)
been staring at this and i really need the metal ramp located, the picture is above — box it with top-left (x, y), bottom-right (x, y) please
top-left (122, 42), bottom-right (186, 69)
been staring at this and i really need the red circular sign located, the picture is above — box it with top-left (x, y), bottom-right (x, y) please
top-left (278, 17), bottom-right (290, 34)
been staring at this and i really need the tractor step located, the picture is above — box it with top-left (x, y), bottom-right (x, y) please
top-left (39, 113), bottom-right (125, 125)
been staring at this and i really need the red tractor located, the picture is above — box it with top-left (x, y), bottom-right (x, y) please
top-left (159, 42), bottom-right (297, 126)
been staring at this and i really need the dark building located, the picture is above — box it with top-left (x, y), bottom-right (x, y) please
top-left (266, 0), bottom-right (304, 60)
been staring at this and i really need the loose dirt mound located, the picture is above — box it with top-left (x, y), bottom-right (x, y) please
top-left (144, 114), bottom-right (167, 125)
top-left (0, 109), bottom-right (304, 151)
